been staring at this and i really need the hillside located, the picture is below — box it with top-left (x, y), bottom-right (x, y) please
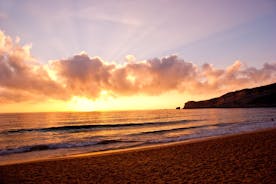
top-left (183, 83), bottom-right (276, 109)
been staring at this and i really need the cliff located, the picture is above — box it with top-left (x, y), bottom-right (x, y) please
top-left (184, 83), bottom-right (276, 109)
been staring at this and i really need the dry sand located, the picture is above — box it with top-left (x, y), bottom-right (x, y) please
top-left (0, 128), bottom-right (275, 183)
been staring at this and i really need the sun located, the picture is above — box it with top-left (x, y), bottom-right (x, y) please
top-left (67, 96), bottom-right (94, 112)
top-left (100, 90), bottom-right (108, 96)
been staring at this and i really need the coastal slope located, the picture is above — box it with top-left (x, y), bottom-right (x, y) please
top-left (184, 83), bottom-right (276, 109)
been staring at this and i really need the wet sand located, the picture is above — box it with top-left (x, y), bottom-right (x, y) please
top-left (1, 128), bottom-right (275, 183)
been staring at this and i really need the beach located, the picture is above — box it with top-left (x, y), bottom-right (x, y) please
top-left (0, 128), bottom-right (275, 183)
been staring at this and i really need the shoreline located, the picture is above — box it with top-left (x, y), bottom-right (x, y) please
top-left (1, 128), bottom-right (275, 183)
top-left (1, 127), bottom-right (275, 166)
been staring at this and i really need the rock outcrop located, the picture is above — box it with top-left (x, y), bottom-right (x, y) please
top-left (184, 83), bottom-right (276, 109)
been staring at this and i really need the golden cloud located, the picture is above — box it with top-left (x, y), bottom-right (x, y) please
top-left (0, 30), bottom-right (275, 103)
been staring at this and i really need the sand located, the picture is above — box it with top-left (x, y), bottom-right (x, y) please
top-left (1, 128), bottom-right (275, 184)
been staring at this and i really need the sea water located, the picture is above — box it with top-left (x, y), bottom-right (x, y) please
top-left (0, 108), bottom-right (275, 165)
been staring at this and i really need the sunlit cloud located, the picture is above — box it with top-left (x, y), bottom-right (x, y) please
top-left (0, 30), bottom-right (275, 104)
top-left (0, 30), bottom-right (69, 102)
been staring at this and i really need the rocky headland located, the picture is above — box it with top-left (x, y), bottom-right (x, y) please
top-left (184, 83), bottom-right (276, 109)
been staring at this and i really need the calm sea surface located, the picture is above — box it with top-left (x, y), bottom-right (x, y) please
top-left (0, 108), bottom-right (275, 165)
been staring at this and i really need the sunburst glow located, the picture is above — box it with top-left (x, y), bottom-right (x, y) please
top-left (67, 96), bottom-right (94, 112)
top-left (0, 1), bottom-right (275, 112)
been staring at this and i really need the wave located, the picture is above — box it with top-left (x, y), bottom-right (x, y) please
top-left (0, 139), bottom-right (132, 156)
top-left (1, 121), bottom-right (274, 156)
top-left (2, 120), bottom-right (198, 134)
top-left (133, 121), bottom-right (252, 135)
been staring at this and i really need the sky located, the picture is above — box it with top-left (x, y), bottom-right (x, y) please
top-left (0, 0), bottom-right (276, 112)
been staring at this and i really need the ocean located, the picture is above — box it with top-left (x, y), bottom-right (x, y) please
top-left (0, 108), bottom-right (275, 165)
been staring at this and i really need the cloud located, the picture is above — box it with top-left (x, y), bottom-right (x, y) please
top-left (0, 30), bottom-right (69, 102)
top-left (196, 61), bottom-right (276, 94)
top-left (0, 30), bottom-right (275, 103)
top-left (51, 54), bottom-right (114, 99)
top-left (109, 55), bottom-right (197, 95)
